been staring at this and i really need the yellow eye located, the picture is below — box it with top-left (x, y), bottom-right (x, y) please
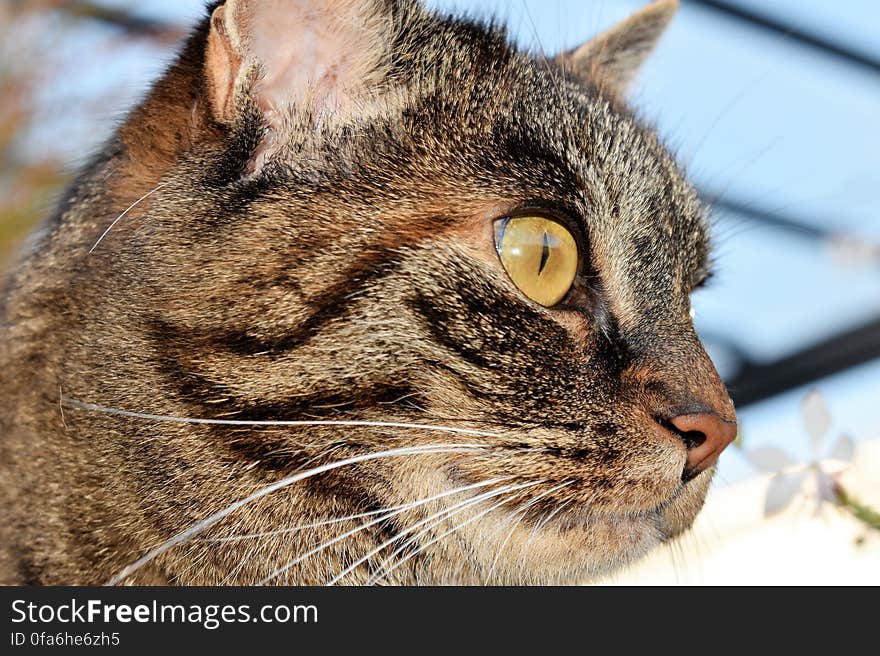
top-left (494, 215), bottom-right (579, 307)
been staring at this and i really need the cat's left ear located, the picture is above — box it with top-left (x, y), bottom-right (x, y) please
top-left (557, 0), bottom-right (678, 93)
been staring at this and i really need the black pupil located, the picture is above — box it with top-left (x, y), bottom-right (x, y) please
top-left (538, 231), bottom-right (550, 274)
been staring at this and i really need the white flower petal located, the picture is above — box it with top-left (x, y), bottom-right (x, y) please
top-left (827, 434), bottom-right (855, 463)
top-left (746, 447), bottom-right (797, 472)
top-left (764, 470), bottom-right (807, 517)
top-left (801, 390), bottom-right (831, 454)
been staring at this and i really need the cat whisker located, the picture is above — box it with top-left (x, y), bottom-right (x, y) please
top-left (517, 499), bottom-right (574, 580)
top-left (288, 443), bottom-right (346, 474)
top-left (216, 541), bottom-right (252, 585)
top-left (366, 485), bottom-right (539, 586)
top-left (484, 480), bottom-right (575, 583)
top-left (88, 182), bottom-right (169, 254)
top-left (205, 476), bottom-right (510, 544)
top-left (323, 480), bottom-right (545, 586)
top-left (63, 397), bottom-right (503, 439)
top-left (519, 0), bottom-right (569, 127)
top-left (364, 482), bottom-right (547, 586)
top-left (105, 444), bottom-right (487, 585)
top-left (219, 478), bottom-right (509, 585)
top-left (262, 481), bottom-right (527, 585)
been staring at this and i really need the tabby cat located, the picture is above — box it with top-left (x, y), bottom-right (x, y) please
top-left (0, 0), bottom-right (737, 585)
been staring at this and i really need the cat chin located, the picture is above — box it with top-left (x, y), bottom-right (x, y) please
top-left (431, 471), bottom-right (712, 585)
top-left (435, 510), bottom-right (661, 585)
top-left (655, 468), bottom-right (714, 541)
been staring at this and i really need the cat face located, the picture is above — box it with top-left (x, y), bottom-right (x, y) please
top-left (2, 0), bottom-right (736, 585)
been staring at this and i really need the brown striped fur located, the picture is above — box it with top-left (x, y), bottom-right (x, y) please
top-left (0, 0), bottom-right (735, 585)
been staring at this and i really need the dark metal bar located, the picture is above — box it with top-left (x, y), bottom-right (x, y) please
top-left (702, 193), bottom-right (879, 266)
top-left (706, 195), bottom-right (831, 241)
top-left (686, 0), bottom-right (880, 76)
top-left (725, 317), bottom-right (880, 406)
top-left (52, 0), bottom-right (186, 41)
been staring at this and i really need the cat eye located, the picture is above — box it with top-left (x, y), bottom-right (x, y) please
top-left (494, 215), bottom-right (579, 307)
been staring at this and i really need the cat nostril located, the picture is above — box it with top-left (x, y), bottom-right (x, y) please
top-left (677, 429), bottom-right (706, 451)
top-left (663, 413), bottom-right (737, 482)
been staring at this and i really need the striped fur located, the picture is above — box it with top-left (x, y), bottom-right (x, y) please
top-left (0, 0), bottom-right (733, 585)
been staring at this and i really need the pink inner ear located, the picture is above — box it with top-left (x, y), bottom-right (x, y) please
top-left (231, 0), bottom-right (392, 118)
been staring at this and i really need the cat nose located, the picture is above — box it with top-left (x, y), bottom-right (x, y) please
top-left (668, 413), bottom-right (737, 482)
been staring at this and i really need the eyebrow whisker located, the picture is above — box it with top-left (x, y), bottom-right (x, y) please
top-left (88, 182), bottom-right (169, 254)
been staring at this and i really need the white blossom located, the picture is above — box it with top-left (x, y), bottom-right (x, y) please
top-left (746, 390), bottom-right (854, 517)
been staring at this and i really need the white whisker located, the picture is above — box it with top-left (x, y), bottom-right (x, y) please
top-left (519, 0), bottom-right (569, 130)
top-left (257, 478), bottom-right (524, 585)
top-left (365, 482), bottom-right (551, 586)
top-left (64, 397), bottom-right (502, 439)
top-left (88, 182), bottom-right (169, 254)
top-left (517, 499), bottom-right (573, 579)
top-left (215, 479), bottom-right (512, 583)
top-left (485, 480), bottom-right (574, 583)
top-left (105, 444), bottom-right (487, 585)
top-left (207, 476), bottom-right (510, 544)
top-left (324, 480), bottom-right (544, 586)
top-left (367, 486), bottom-right (536, 586)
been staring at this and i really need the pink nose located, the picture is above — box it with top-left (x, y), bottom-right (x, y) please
top-left (669, 413), bottom-right (737, 481)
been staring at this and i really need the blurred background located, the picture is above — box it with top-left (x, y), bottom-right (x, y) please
top-left (1, 0), bottom-right (877, 583)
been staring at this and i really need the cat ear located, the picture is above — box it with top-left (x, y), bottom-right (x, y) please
top-left (204, 0), bottom-right (395, 127)
top-left (557, 0), bottom-right (677, 92)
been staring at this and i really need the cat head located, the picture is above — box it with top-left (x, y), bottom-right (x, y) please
top-left (74, 0), bottom-right (735, 583)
